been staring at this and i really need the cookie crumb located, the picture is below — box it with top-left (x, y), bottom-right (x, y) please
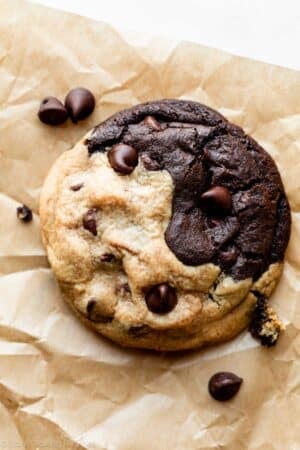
top-left (249, 293), bottom-right (284, 347)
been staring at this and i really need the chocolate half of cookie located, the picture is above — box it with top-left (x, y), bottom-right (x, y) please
top-left (87, 99), bottom-right (291, 282)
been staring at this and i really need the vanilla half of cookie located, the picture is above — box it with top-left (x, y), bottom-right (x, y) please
top-left (40, 100), bottom-right (291, 351)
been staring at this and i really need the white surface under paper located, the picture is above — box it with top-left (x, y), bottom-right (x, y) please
top-left (33, 0), bottom-right (300, 70)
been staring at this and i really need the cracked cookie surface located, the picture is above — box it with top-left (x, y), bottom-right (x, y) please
top-left (40, 99), bottom-right (291, 351)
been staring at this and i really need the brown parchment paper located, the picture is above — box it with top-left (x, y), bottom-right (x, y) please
top-left (0, 1), bottom-right (299, 448)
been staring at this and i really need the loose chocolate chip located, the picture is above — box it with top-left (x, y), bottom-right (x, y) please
top-left (200, 186), bottom-right (232, 215)
top-left (100, 253), bottom-right (115, 263)
top-left (65, 87), bottom-right (95, 123)
top-left (108, 144), bottom-right (138, 175)
top-left (70, 183), bottom-right (84, 191)
top-left (219, 247), bottom-right (238, 267)
top-left (82, 208), bottom-right (97, 236)
top-left (208, 372), bottom-right (243, 401)
top-left (145, 283), bottom-right (177, 314)
top-left (86, 299), bottom-right (113, 323)
top-left (144, 115), bottom-right (161, 131)
top-left (38, 97), bottom-right (68, 126)
top-left (16, 204), bottom-right (33, 223)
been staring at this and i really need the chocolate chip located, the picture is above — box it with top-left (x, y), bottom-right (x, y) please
top-left (82, 208), bottom-right (97, 236)
top-left (144, 115), bottom-right (161, 131)
top-left (70, 183), bottom-right (84, 191)
top-left (86, 299), bottom-right (97, 317)
top-left (108, 144), bottom-right (138, 175)
top-left (16, 204), bottom-right (33, 223)
top-left (116, 282), bottom-right (131, 297)
top-left (209, 218), bottom-right (221, 228)
top-left (200, 186), bottom-right (232, 215)
top-left (128, 325), bottom-right (151, 337)
top-left (38, 97), bottom-right (68, 126)
top-left (140, 154), bottom-right (161, 171)
top-left (100, 253), bottom-right (115, 263)
top-left (208, 372), bottom-right (243, 401)
top-left (219, 247), bottom-right (238, 267)
top-left (65, 87), bottom-right (95, 123)
top-left (145, 283), bottom-right (177, 314)
top-left (86, 299), bottom-right (113, 323)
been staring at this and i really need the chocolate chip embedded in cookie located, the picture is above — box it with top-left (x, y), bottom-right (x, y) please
top-left (145, 283), bottom-right (177, 314)
top-left (100, 253), bottom-right (116, 263)
top-left (128, 325), bottom-right (151, 337)
top-left (82, 208), bottom-right (98, 236)
top-left (86, 299), bottom-right (114, 323)
top-left (200, 186), bottom-right (232, 215)
top-left (219, 247), bottom-right (239, 267)
top-left (108, 144), bottom-right (138, 174)
top-left (143, 115), bottom-right (162, 131)
top-left (40, 99), bottom-right (291, 351)
top-left (70, 182), bottom-right (84, 191)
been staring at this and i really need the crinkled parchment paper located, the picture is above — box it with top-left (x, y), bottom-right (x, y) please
top-left (0, 1), bottom-right (299, 448)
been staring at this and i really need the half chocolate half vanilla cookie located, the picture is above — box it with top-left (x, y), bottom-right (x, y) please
top-left (40, 99), bottom-right (291, 351)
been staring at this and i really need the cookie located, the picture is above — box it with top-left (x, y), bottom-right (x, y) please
top-left (40, 99), bottom-right (291, 351)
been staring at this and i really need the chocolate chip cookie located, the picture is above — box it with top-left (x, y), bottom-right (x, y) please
top-left (40, 99), bottom-right (291, 351)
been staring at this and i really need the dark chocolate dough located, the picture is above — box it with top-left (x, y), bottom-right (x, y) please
top-left (87, 100), bottom-right (291, 280)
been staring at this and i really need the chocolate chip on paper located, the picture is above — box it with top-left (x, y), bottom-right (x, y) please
top-left (38, 97), bottom-right (68, 126)
top-left (65, 87), bottom-right (95, 123)
top-left (16, 204), bottom-right (33, 223)
top-left (208, 372), bottom-right (243, 401)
